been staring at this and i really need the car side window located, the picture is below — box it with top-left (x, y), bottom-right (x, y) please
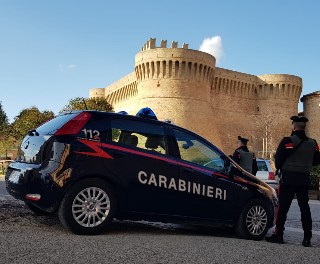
top-left (109, 119), bottom-right (167, 155)
top-left (173, 129), bottom-right (225, 172)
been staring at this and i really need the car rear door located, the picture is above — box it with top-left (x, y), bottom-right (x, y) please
top-left (101, 118), bottom-right (179, 215)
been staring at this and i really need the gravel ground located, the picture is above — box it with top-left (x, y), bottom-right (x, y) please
top-left (1, 197), bottom-right (320, 264)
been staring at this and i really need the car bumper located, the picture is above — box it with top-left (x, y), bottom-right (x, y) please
top-left (5, 161), bottom-right (64, 213)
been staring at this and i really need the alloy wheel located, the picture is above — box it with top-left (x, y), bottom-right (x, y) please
top-left (72, 187), bottom-right (110, 227)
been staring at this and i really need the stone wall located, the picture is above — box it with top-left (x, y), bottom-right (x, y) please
top-left (89, 38), bottom-right (303, 155)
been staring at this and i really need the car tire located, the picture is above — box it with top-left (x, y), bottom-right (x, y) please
top-left (235, 199), bottom-right (270, 240)
top-left (58, 178), bottom-right (116, 235)
top-left (24, 202), bottom-right (52, 215)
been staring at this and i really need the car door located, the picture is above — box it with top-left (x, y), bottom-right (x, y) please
top-left (101, 118), bottom-right (179, 215)
top-left (170, 128), bottom-right (242, 221)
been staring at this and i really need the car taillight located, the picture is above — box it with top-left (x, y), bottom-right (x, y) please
top-left (54, 112), bottom-right (91, 135)
top-left (268, 172), bottom-right (275, 180)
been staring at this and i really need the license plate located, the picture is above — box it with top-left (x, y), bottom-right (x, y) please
top-left (9, 170), bottom-right (21, 184)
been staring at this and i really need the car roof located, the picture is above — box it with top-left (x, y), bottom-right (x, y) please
top-left (58, 109), bottom-right (225, 155)
top-left (59, 110), bottom-right (191, 134)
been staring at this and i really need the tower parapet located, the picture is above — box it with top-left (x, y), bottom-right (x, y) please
top-left (141, 38), bottom-right (189, 51)
top-left (134, 38), bottom-right (221, 147)
top-left (257, 74), bottom-right (302, 100)
top-left (89, 88), bottom-right (105, 99)
top-left (301, 91), bottom-right (320, 143)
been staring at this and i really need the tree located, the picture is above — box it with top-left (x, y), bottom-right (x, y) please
top-left (0, 102), bottom-right (15, 159)
top-left (11, 107), bottom-right (55, 141)
top-left (60, 97), bottom-right (113, 113)
top-left (0, 136), bottom-right (16, 159)
top-left (248, 111), bottom-right (285, 160)
top-left (0, 101), bottom-right (8, 133)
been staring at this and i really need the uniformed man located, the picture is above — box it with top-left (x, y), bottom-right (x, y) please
top-left (265, 116), bottom-right (320, 247)
top-left (232, 136), bottom-right (258, 176)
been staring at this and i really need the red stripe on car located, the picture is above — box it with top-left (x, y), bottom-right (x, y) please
top-left (75, 139), bottom-right (229, 179)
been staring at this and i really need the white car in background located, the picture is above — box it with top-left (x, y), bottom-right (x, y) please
top-left (256, 159), bottom-right (279, 193)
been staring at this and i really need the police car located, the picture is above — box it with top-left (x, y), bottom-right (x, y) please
top-left (5, 108), bottom-right (277, 240)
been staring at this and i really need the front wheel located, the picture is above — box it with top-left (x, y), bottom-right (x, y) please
top-left (235, 199), bottom-right (270, 240)
top-left (58, 178), bottom-right (116, 235)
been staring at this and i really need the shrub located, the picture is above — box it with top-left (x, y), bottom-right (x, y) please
top-left (310, 165), bottom-right (320, 190)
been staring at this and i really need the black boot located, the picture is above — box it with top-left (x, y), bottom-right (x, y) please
top-left (302, 237), bottom-right (311, 247)
top-left (265, 234), bottom-right (284, 244)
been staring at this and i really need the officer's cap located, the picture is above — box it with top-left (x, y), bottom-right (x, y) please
top-left (290, 116), bottom-right (308, 124)
top-left (238, 136), bottom-right (249, 143)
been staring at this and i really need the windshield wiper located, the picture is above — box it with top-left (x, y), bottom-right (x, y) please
top-left (28, 129), bottom-right (39, 136)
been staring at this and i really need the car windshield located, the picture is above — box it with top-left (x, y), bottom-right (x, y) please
top-left (257, 161), bottom-right (268, 171)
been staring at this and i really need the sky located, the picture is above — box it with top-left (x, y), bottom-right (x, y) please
top-left (1, 0), bottom-right (319, 123)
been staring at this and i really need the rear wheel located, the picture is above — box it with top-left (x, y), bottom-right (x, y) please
top-left (58, 178), bottom-right (116, 235)
top-left (235, 199), bottom-right (269, 240)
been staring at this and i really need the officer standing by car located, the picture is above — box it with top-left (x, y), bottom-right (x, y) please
top-left (232, 136), bottom-right (258, 176)
top-left (266, 116), bottom-right (320, 247)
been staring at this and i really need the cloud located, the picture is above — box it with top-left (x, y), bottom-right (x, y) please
top-left (58, 64), bottom-right (76, 71)
top-left (199, 36), bottom-right (224, 65)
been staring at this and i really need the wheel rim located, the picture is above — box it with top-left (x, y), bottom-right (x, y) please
top-left (246, 205), bottom-right (268, 236)
top-left (72, 187), bottom-right (110, 228)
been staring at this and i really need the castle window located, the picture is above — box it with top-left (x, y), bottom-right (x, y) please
top-left (146, 62), bottom-right (150, 79)
top-left (181, 61), bottom-right (186, 78)
top-left (142, 64), bottom-right (146, 80)
top-left (151, 62), bottom-right (155, 78)
top-left (188, 62), bottom-right (192, 77)
top-left (157, 61), bottom-right (160, 78)
top-left (175, 61), bottom-right (179, 78)
top-left (162, 61), bottom-right (166, 77)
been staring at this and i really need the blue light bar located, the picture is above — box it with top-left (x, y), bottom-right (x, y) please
top-left (136, 107), bottom-right (158, 120)
top-left (118, 111), bottom-right (128, 114)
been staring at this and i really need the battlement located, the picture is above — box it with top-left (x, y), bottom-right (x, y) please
top-left (141, 38), bottom-right (189, 51)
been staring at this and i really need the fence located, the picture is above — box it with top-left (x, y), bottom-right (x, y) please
top-left (0, 160), bottom-right (12, 174)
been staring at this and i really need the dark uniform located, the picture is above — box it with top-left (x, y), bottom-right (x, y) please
top-left (232, 136), bottom-right (258, 176)
top-left (266, 116), bottom-right (320, 246)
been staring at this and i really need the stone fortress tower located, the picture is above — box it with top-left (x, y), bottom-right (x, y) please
top-left (90, 38), bottom-right (303, 155)
top-left (301, 91), bottom-right (320, 144)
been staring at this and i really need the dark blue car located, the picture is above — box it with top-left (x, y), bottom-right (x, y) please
top-left (6, 108), bottom-right (277, 239)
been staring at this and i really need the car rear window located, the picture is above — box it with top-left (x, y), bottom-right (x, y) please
top-left (110, 119), bottom-right (167, 155)
top-left (36, 113), bottom-right (79, 135)
top-left (257, 161), bottom-right (268, 171)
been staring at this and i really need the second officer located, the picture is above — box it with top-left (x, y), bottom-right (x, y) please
top-left (232, 136), bottom-right (258, 176)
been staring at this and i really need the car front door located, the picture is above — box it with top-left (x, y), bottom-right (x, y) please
top-left (170, 128), bottom-right (242, 221)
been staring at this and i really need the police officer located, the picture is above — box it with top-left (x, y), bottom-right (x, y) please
top-left (232, 136), bottom-right (258, 176)
top-left (266, 116), bottom-right (320, 247)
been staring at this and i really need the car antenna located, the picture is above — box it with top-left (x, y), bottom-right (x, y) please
top-left (82, 97), bottom-right (88, 110)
